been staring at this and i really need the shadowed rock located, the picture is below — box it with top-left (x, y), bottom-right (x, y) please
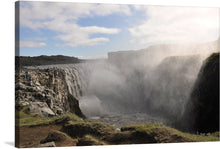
top-left (181, 53), bottom-right (219, 133)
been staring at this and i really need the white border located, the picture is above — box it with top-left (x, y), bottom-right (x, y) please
top-left (0, 0), bottom-right (219, 149)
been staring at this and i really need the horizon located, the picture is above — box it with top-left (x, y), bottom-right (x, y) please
top-left (16, 2), bottom-right (219, 59)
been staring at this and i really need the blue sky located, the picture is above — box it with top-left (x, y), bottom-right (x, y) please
top-left (17, 2), bottom-right (219, 58)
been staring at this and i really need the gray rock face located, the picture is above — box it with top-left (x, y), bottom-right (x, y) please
top-left (15, 68), bottom-right (84, 118)
top-left (27, 86), bottom-right (38, 92)
top-left (28, 102), bottom-right (55, 117)
top-left (53, 106), bottom-right (63, 115)
top-left (15, 82), bottom-right (27, 90)
top-left (16, 100), bottom-right (30, 106)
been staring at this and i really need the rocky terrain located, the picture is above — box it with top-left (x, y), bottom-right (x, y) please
top-left (15, 68), bottom-right (84, 118)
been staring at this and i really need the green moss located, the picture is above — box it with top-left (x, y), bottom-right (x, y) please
top-left (40, 130), bottom-right (73, 143)
top-left (59, 113), bottom-right (83, 122)
top-left (173, 130), bottom-right (220, 142)
top-left (62, 121), bottom-right (116, 139)
top-left (205, 53), bottom-right (219, 64)
top-left (15, 111), bottom-right (83, 127)
top-left (16, 105), bottom-right (219, 143)
top-left (77, 135), bottom-right (107, 146)
top-left (121, 124), bottom-right (219, 142)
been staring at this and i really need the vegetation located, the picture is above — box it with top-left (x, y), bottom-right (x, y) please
top-left (62, 121), bottom-right (116, 138)
top-left (40, 130), bottom-right (78, 147)
top-left (15, 106), bottom-right (83, 127)
top-left (120, 124), bottom-right (219, 142)
top-left (205, 53), bottom-right (219, 64)
top-left (16, 105), bottom-right (219, 147)
top-left (77, 135), bottom-right (106, 146)
top-left (15, 55), bottom-right (83, 69)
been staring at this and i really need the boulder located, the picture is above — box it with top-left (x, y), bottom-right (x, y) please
top-left (35, 81), bottom-right (41, 86)
top-left (35, 86), bottom-right (44, 92)
top-left (34, 92), bottom-right (45, 100)
top-left (28, 102), bottom-right (55, 117)
top-left (53, 106), bottom-right (63, 115)
top-left (45, 95), bottom-right (54, 108)
top-left (16, 100), bottom-right (29, 106)
top-left (15, 82), bottom-right (27, 91)
top-left (27, 86), bottom-right (38, 92)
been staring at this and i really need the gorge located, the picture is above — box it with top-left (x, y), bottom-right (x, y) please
top-left (17, 39), bottom-right (219, 133)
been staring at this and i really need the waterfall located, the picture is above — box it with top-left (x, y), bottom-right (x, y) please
top-left (28, 39), bottom-right (218, 125)
top-left (64, 66), bottom-right (83, 98)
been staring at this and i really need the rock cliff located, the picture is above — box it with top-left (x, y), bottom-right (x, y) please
top-left (15, 68), bottom-right (84, 118)
top-left (181, 53), bottom-right (219, 133)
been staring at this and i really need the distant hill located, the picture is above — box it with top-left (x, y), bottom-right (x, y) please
top-left (15, 55), bottom-right (85, 69)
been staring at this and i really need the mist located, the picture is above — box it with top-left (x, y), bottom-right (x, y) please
top-left (78, 39), bottom-right (219, 123)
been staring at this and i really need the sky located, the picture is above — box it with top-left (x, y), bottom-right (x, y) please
top-left (17, 1), bottom-right (219, 58)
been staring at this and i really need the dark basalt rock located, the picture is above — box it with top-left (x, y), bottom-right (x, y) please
top-left (67, 93), bottom-right (85, 119)
top-left (182, 53), bottom-right (219, 133)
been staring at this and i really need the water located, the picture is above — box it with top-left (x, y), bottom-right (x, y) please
top-left (88, 113), bottom-right (168, 128)
top-left (25, 63), bottom-right (170, 128)
top-left (24, 60), bottom-right (199, 127)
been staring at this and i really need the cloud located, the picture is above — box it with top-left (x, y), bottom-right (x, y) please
top-left (20, 41), bottom-right (46, 48)
top-left (81, 54), bottom-right (108, 59)
top-left (19, 2), bottom-right (129, 47)
top-left (56, 26), bottom-right (120, 47)
top-left (23, 37), bottom-right (47, 41)
top-left (129, 6), bottom-right (219, 46)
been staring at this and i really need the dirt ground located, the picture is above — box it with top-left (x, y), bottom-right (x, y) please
top-left (15, 124), bottom-right (62, 148)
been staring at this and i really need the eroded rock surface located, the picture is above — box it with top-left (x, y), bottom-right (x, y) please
top-left (15, 68), bottom-right (84, 118)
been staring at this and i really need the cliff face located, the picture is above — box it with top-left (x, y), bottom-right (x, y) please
top-left (15, 68), bottom-right (84, 118)
top-left (181, 53), bottom-right (219, 133)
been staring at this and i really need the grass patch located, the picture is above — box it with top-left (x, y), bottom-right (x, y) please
top-left (16, 107), bottom-right (219, 144)
top-left (40, 130), bottom-right (77, 143)
top-left (205, 52), bottom-right (219, 64)
top-left (173, 130), bottom-right (220, 142)
top-left (77, 135), bottom-right (106, 146)
top-left (15, 108), bottom-right (83, 127)
top-left (62, 121), bottom-right (116, 138)
top-left (121, 124), bottom-right (220, 142)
